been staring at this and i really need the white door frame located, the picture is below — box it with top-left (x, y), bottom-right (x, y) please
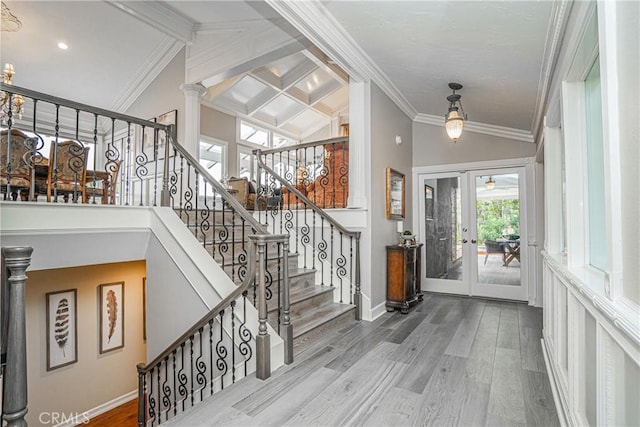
top-left (413, 157), bottom-right (538, 304)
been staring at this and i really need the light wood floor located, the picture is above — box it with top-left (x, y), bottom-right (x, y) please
top-left (159, 293), bottom-right (558, 426)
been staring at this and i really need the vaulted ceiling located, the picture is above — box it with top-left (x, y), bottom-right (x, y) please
top-left (1, 0), bottom-right (559, 143)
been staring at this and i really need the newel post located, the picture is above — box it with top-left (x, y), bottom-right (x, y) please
top-left (251, 236), bottom-right (270, 380)
top-left (160, 125), bottom-right (173, 207)
top-left (281, 238), bottom-right (293, 364)
top-left (1, 246), bottom-right (33, 427)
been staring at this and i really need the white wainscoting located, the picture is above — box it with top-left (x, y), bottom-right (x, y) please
top-left (542, 252), bottom-right (639, 426)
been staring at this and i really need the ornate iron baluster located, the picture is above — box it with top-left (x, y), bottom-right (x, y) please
top-left (147, 368), bottom-right (156, 425)
top-left (231, 300), bottom-right (236, 383)
top-left (172, 350), bottom-right (177, 416)
top-left (177, 344), bottom-right (187, 411)
top-left (189, 336), bottom-right (195, 407)
top-left (318, 216), bottom-right (327, 285)
top-left (208, 318), bottom-right (214, 395)
top-left (162, 357), bottom-right (171, 421)
top-left (195, 328), bottom-right (206, 401)
top-left (238, 290), bottom-right (253, 376)
top-left (216, 311), bottom-right (228, 390)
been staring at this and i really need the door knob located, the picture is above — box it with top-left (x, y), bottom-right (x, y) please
top-left (471, 239), bottom-right (477, 244)
top-left (462, 239), bottom-right (468, 243)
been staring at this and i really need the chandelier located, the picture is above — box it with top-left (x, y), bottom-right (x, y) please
top-left (485, 176), bottom-right (495, 190)
top-left (1, 63), bottom-right (24, 121)
top-left (444, 82), bottom-right (467, 143)
top-left (1, 2), bottom-right (22, 33)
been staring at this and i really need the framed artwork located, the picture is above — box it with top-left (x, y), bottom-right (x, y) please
top-left (386, 167), bottom-right (405, 220)
top-left (425, 184), bottom-right (434, 220)
top-left (46, 289), bottom-right (78, 371)
top-left (156, 110), bottom-right (177, 160)
top-left (99, 282), bottom-right (124, 354)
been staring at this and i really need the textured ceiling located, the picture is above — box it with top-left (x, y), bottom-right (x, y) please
top-left (323, 0), bottom-right (553, 131)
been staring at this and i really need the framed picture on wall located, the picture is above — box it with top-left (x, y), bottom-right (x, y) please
top-left (156, 110), bottom-right (177, 160)
top-left (46, 289), bottom-right (78, 371)
top-left (99, 282), bottom-right (124, 354)
top-left (386, 167), bottom-right (405, 220)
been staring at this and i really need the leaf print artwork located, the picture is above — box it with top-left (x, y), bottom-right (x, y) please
top-left (106, 290), bottom-right (117, 343)
top-left (54, 298), bottom-right (70, 357)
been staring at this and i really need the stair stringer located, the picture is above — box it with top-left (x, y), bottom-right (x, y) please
top-left (148, 207), bottom-right (284, 370)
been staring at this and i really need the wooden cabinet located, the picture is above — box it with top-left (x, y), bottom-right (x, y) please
top-left (386, 244), bottom-right (423, 314)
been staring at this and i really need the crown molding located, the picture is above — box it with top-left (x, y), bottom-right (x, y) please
top-left (531, 0), bottom-right (572, 145)
top-left (108, 36), bottom-right (184, 120)
top-left (106, 1), bottom-right (194, 43)
top-left (265, 0), bottom-right (417, 120)
top-left (414, 113), bottom-right (534, 143)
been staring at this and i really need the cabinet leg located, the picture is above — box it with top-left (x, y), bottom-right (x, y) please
top-left (386, 306), bottom-right (395, 313)
top-left (400, 308), bottom-right (409, 314)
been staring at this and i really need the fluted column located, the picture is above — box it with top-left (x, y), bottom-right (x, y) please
top-left (1, 246), bottom-right (33, 427)
top-left (180, 83), bottom-right (206, 158)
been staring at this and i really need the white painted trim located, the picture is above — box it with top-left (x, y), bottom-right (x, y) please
top-left (413, 114), bottom-right (534, 143)
top-left (265, 0), bottom-right (417, 119)
top-left (110, 37), bottom-right (185, 116)
top-left (369, 301), bottom-right (388, 322)
top-left (106, 1), bottom-right (194, 43)
top-left (54, 390), bottom-right (137, 427)
top-left (412, 156), bottom-right (534, 176)
top-left (542, 338), bottom-right (570, 427)
top-left (531, 0), bottom-right (573, 142)
top-left (543, 252), bottom-right (640, 345)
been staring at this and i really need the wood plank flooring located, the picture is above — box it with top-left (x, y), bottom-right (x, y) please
top-left (161, 293), bottom-right (558, 427)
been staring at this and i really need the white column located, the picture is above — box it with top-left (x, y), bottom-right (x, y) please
top-left (180, 83), bottom-right (206, 157)
top-left (347, 81), bottom-right (370, 209)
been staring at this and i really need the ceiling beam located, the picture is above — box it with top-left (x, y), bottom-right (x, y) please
top-left (106, 1), bottom-right (194, 43)
top-left (302, 46), bottom-right (348, 83)
top-left (246, 87), bottom-right (280, 116)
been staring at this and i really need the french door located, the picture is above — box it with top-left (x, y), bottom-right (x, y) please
top-left (418, 168), bottom-right (528, 301)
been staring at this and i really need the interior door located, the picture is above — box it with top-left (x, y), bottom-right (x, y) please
top-left (418, 173), bottom-right (470, 295)
top-left (468, 168), bottom-right (528, 300)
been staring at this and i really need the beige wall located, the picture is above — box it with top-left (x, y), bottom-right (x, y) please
top-left (369, 83), bottom-right (414, 308)
top-left (25, 261), bottom-right (146, 425)
top-left (125, 48), bottom-right (186, 144)
top-left (200, 105), bottom-right (238, 176)
top-left (412, 121), bottom-right (537, 166)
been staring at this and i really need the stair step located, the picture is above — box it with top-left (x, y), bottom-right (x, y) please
top-left (293, 303), bottom-right (356, 346)
top-left (266, 284), bottom-right (334, 319)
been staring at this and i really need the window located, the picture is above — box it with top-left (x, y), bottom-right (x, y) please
top-left (237, 145), bottom-right (255, 181)
top-left (199, 137), bottom-right (227, 182)
top-left (239, 121), bottom-right (269, 147)
top-left (584, 56), bottom-right (606, 271)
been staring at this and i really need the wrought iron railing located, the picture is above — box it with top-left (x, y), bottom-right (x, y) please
top-left (0, 85), bottom-right (294, 424)
top-left (256, 145), bottom-right (361, 319)
top-left (137, 234), bottom-right (289, 427)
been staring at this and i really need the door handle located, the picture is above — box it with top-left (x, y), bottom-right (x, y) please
top-left (471, 239), bottom-right (477, 244)
top-left (462, 239), bottom-right (468, 243)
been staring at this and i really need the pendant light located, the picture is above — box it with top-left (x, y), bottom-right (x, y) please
top-left (444, 82), bottom-right (467, 143)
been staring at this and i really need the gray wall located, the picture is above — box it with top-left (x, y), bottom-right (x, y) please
top-left (369, 83), bottom-right (413, 308)
top-left (412, 122), bottom-right (537, 166)
top-left (125, 48), bottom-right (186, 145)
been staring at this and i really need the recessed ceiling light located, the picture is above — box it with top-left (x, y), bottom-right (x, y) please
top-left (57, 42), bottom-right (68, 50)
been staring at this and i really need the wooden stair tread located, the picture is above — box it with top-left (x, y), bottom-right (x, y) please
top-left (293, 302), bottom-right (356, 339)
top-left (267, 284), bottom-right (333, 313)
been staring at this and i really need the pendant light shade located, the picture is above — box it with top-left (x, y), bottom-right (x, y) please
top-left (444, 83), bottom-right (467, 143)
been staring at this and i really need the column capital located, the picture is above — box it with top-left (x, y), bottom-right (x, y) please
top-left (179, 83), bottom-right (207, 97)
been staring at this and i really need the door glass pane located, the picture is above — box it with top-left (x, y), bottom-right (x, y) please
top-left (424, 177), bottom-right (462, 280)
top-left (476, 174), bottom-right (521, 286)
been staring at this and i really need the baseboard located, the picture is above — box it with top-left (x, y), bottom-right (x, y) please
top-left (54, 390), bottom-right (137, 427)
top-left (369, 301), bottom-right (388, 321)
top-left (541, 338), bottom-right (569, 427)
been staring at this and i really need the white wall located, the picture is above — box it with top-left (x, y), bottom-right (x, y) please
top-left (412, 121), bottom-right (537, 166)
top-left (369, 83), bottom-right (413, 310)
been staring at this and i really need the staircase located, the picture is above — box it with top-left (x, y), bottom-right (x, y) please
top-left (178, 208), bottom-right (356, 351)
